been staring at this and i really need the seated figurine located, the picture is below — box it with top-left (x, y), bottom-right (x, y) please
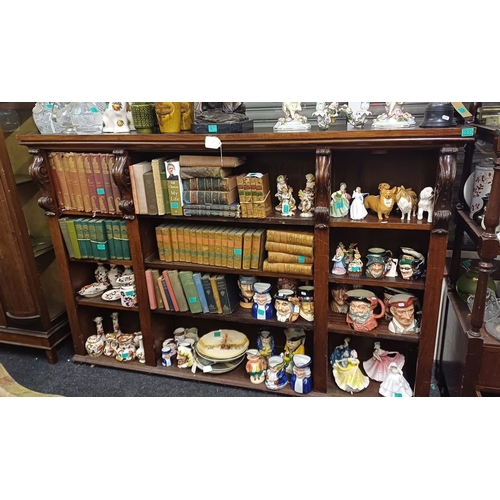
top-left (274, 102), bottom-right (311, 131)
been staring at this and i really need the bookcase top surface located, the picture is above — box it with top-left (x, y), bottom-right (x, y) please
top-left (17, 126), bottom-right (474, 153)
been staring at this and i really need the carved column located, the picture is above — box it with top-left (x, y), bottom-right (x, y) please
top-left (313, 148), bottom-right (331, 393)
top-left (111, 149), bottom-right (134, 219)
top-left (28, 149), bottom-right (57, 216)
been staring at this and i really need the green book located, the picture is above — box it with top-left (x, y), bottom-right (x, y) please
top-left (58, 217), bottom-right (75, 258)
top-left (143, 170), bottom-right (158, 215)
top-left (74, 218), bottom-right (90, 259)
top-left (94, 219), bottom-right (110, 261)
top-left (86, 218), bottom-right (99, 260)
top-left (111, 219), bottom-right (123, 259)
top-left (159, 160), bottom-right (171, 214)
top-left (104, 219), bottom-right (117, 260)
top-left (64, 217), bottom-right (81, 259)
top-left (119, 220), bottom-right (131, 260)
top-left (178, 270), bottom-right (203, 314)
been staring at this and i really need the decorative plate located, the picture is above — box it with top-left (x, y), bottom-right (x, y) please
top-left (78, 282), bottom-right (108, 298)
top-left (193, 350), bottom-right (245, 374)
top-left (463, 172), bottom-right (474, 208)
top-left (101, 289), bottom-right (121, 301)
top-left (194, 344), bottom-right (247, 364)
top-left (196, 329), bottom-right (249, 361)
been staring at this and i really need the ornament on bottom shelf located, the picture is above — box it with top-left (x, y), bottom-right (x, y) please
top-left (290, 354), bottom-right (312, 394)
top-left (362, 342), bottom-right (405, 382)
top-left (283, 327), bottom-right (306, 374)
top-left (332, 349), bottom-right (369, 394)
top-left (379, 362), bottom-right (413, 397)
top-left (265, 355), bottom-right (289, 390)
top-left (257, 329), bottom-right (275, 366)
top-left (176, 344), bottom-right (194, 369)
top-left (86, 316), bottom-right (106, 357)
top-left (135, 332), bottom-right (145, 363)
top-left (115, 333), bottom-right (136, 362)
top-left (245, 349), bottom-right (266, 384)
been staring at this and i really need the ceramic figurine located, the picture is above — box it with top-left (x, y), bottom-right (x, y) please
top-left (283, 327), bottom-right (306, 374)
top-left (103, 332), bottom-right (119, 357)
top-left (274, 289), bottom-right (300, 322)
top-left (330, 337), bottom-right (352, 367)
top-left (275, 175), bottom-right (296, 213)
top-left (86, 316), bottom-right (106, 357)
top-left (176, 344), bottom-right (194, 369)
top-left (135, 332), bottom-right (145, 363)
top-left (290, 354), bottom-right (313, 394)
top-left (398, 247), bottom-right (425, 281)
top-left (277, 277), bottom-right (299, 294)
top-left (349, 186), bottom-right (368, 220)
top-left (94, 263), bottom-right (110, 287)
top-left (298, 174), bottom-right (315, 217)
top-left (364, 183), bottom-right (397, 220)
top-left (265, 355), bottom-right (289, 390)
top-left (110, 311), bottom-right (122, 335)
top-left (103, 102), bottom-right (133, 133)
top-left (344, 289), bottom-right (386, 332)
top-left (362, 342), bottom-right (405, 382)
top-left (298, 285), bottom-right (314, 322)
top-left (330, 284), bottom-right (351, 314)
top-left (372, 102), bottom-right (416, 129)
top-left (417, 186), bottom-right (435, 223)
top-left (395, 186), bottom-right (418, 221)
top-left (347, 247), bottom-right (363, 277)
top-left (388, 293), bottom-right (419, 333)
top-left (379, 362), bottom-right (413, 397)
top-left (107, 264), bottom-right (123, 289)
top-left (237, 275), bottom-right (258, 309)
top-left (365, 247), bottom-right (393, 279)
top-left (330, 183), bottom-right (351, 217)
top-left (161, 344), bottom-right (174, 367)
top-left (257, 329), bottom-right (275, 365)
top-left (342, 102), bottom-right (372, 127)
top-left (332, 349), bottom-right (370, 394)
top-left (274, 102), bottom-right (311, 131)
top-left (245, 349), bottom-right (266, 384)
top-left (331, 242), bottom-right (347, 275)
top-left (252, 282), bottom-right (274, 320)
top-left (280, 186), bottom-right (295, 216)
top-left (313, 102), bottom-right (341, 130)
top-left (115, 333), bottom-right (136, 362)
top-left (173, 327), bottom-right (186, 344)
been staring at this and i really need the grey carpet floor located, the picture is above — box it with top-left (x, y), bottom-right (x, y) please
top-left (0, 338), bottom-right (440, 397)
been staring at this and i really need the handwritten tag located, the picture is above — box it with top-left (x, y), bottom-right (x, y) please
top-left (205, 136), bottom-right (222, 149)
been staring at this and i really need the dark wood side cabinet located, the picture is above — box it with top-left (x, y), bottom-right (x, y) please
top-left (438, 102), bottom-right (500, 396)
top-left (0, 103), bottom-right (69, 363)
top-left (17, 125), bottom-right (470, 395)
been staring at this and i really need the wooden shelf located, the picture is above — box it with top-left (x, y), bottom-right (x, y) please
top-left (330, 214), bottom-right (432, 231)
top-left (328, 274), bottom-right (426, 290)
top-left (75, 295), bottom-right (138, 311)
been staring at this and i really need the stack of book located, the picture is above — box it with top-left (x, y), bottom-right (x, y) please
top-left (155, 223), bottom-right (266, 270)
top-left (263, 229), bottom-right (314, 276)
top-left (58, 216), bottom-right (131, 260)
top-left (179, 155), bottom-right (245, 217)
top-left (145, 268), bottom-right (240, 315)
top-left (48, 152), bottom-right (121, 214)
top-left (236, 172), bottom-right (272, 218)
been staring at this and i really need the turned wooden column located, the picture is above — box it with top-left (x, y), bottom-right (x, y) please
top-left (468, 156), bottom-right (500, 337)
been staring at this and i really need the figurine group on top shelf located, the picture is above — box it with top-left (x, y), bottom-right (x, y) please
top-left (313, 102), bottom-right (372, 129)
top-left (330, 338), bottom-right (412, 396)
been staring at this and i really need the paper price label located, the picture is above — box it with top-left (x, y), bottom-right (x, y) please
top-left (205, 135), bottom-right (222, 149)
top-left (461, 128), bottom-right (474, 137)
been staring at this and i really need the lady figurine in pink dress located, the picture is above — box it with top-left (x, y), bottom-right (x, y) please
top-left (362, 342), bottom-right (405, 382)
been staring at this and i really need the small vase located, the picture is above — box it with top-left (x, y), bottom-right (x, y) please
top-left (86, 317), bottom-right (106, 357)
top-left (95, 263), bottom-right (110, 287)
top-left (110, 311), bottom-right (122, 335)
top-left (115, 333), bottom-right (136, 362)
top-left (108, 264), bottom-right (123, 289)
top-left (135, 332), bottom-right (145, 364)
top-left (131, 102), bottom-right (157, 134)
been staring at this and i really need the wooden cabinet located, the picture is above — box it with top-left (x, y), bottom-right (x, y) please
top-left (17, 125), bottom-right (471, 395)
top-left (0, 103), bottom-right (69, 362)
top-left (437, 105), bottom-right (500, 396)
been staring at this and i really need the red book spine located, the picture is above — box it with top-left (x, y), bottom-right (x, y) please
top-left (100, 153), bottom-right (116, 214)
top-left (162, 270), bottom-right (179, 311)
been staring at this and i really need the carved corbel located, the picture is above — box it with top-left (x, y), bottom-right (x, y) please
top-left (315, 149), bottom-right (331, 230)
top-left (111, 149), bottom-right (135, 220)
top-left (432, 146), bottom-right (458, 234)
top-left (28, 149), bottom-right (57, 216)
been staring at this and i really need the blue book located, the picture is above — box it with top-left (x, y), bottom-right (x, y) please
top-left (193, 272), bottom-right (209, 313)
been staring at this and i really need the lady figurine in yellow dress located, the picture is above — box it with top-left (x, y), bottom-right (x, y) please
top-left (332, 349), bottom-right (370, 394)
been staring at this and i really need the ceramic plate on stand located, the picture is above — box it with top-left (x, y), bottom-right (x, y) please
top-left (196, 329), bottom-right (249, 360)
top-left (463, 172), bottom-right (474, 208)
top-left (193, 350), bottom-right (245, 374)
top-left (78, 282), bottom-right (108, 298)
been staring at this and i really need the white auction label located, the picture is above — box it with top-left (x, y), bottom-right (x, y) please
top-left (205, 136), bottom-right (222, 149)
